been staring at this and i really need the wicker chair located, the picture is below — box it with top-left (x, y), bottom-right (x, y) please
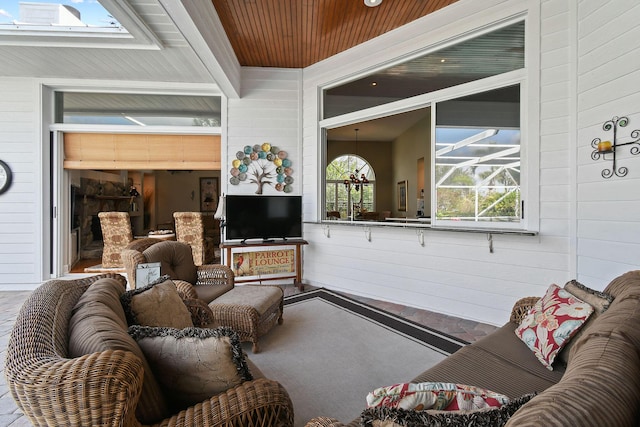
top-left (5, 273), bottom-right (294, 427)
top-left (173, 212), bottom-right (216, 266)
top-left (98, 211), bottom-right (140, 268)
top-left (122, 240), bottom-right (234, 303)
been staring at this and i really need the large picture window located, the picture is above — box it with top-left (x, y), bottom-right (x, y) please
top-left (320, 18), bottom-right (530, 231)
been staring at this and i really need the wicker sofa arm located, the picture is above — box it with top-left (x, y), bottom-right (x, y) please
top-left (183, 298), bottom-right (216, 327)
top-left (7, 349), bottom-right (144, 427)
top-left (304, 417), bottom-right (346, 427)
top-left (196, 264), bottom-right (235, 287)
top-left (510, 296), bottom-right (539, 324)
top-left (153, 378), bottom-right (294, 427)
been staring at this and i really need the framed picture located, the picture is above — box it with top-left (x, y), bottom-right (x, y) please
top-left (397, 180), bottom-right (407, 212)
top-left (135, 262), bottom-right (161, 288)
top-left (200, 177), bottom-right (219, 212)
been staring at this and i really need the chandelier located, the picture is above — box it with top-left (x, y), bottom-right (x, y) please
top-left (343, 128), bottom-right (369, 191)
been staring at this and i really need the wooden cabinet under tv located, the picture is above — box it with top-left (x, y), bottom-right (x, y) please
top-left (220, 239), bottom-right (308, 290)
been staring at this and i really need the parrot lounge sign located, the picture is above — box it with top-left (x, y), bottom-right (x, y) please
top-left (232, 249), bottom-right (295, 277)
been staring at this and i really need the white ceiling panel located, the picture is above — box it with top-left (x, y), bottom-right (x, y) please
top-left (0, 0), bottom-right (216, 85)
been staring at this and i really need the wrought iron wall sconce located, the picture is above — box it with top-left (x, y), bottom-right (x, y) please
top-left (591, 116), bottom-right (640, 178)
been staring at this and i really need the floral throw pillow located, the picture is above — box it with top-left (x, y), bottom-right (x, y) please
top-left (515, 284), bottom-right (594, 370)
top-left (366, 382), bottom-right (510, 411)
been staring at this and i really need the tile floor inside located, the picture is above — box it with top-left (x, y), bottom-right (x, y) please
top-left (0, 281), bottom-right (498, 426)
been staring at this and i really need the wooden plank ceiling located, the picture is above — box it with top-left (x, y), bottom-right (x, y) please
top-left (211, 0), bottom-right (459, 68)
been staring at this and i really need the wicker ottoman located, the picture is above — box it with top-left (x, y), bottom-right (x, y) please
top-left (208, 285), bottom-right (284, 353)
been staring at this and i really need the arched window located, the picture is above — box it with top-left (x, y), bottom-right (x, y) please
top-left (326, 155), bottom-right (375, 219)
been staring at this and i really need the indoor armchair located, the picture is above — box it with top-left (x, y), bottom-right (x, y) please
top-left (173, 211), bottom-right (217, 266)
top-left (99, 211), bottom-right (138, 268)
top-left (122, 240), bottom-right (233, 303)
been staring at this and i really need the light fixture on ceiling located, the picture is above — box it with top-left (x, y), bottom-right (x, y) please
top-left (364, 0), bottom-right (382, 7)
top-left (344, 128), bottom-right (369, 191)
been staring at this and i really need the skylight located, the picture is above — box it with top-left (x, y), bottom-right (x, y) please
top-left (0, 1), bottom-right (162, 49)
top-left (0, 1), bottom-right (127, 33)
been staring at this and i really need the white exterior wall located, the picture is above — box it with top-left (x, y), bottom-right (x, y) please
top-left (301, 0), bottom-right (579, 326)
top-left (575, 1), bottom-right (640, 284)
top-left (1, 0), bottom-right (639, 326)
top-left (225, 67), bottom-right (302, 196)
top-left (0, 79), bottom-right (43, 289)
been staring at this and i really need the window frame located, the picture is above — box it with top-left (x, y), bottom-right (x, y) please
top-left (431, 83), bottom-right (524, 230)
top-left (0, 0), bottom-right (162, 49)
top-left (326, 154), bottom-right (376, 219)
top-left (318, 16), bottom-right (538, 232)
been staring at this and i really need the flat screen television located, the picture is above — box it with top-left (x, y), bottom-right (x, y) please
top-left (225, 195), bottom-right (302, 242)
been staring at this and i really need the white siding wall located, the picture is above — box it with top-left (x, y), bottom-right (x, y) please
top-left (0, 79), bottom-right (43, 289)
top-left (302, 0), bottom-right (578, 325)
top-left (2, 0), bottom-right (639, 326)
top-left (225, 68), bottom-right (302, 196)
top-left (575, 1), bottom-right (640, 284)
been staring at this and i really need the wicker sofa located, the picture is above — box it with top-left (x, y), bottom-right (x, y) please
top-left (5, 273), bottom-right (294, 427)
top-left (307, 270), bottom-right (640, 427)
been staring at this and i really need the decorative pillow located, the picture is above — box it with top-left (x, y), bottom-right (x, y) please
top-left (360, 393), bottom-right (536, 427)
top-left (366, 382), bottom-right (510, 411)
top-left (557, 280), bottom-right (614, 365)
top-left (129, 325), bottom-right (253, 411)
top-left (69, 277), bottom-right (170, 424)
top-left (515, 284), bottom-right (594, 370)
top-left (121, 277), bottom-right (193, 329)
top-left (564, 279), bottom-right (613, 312)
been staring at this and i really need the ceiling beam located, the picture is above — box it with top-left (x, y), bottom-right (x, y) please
top-left (159, 0), bottom-right (241, 99)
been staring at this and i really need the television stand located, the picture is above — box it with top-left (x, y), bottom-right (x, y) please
top-left (220, 239), bottom-right (308, 290)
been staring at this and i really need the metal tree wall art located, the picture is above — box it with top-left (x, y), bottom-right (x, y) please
top-left (230, 143), bottom-right (293, 194)
top-left (590, 116), bottom-right (640, 178)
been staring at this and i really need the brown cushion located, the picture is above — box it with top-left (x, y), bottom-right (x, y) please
top-left (193, 282), bottom-right (232, 303)
top-left (129, 325), bottom-right (253, 411)
top-left (211, 285), bottom-right (283, 315)
top-left (121, 279), bottom-right (193, 329)
top-left (68, 277), bottom-right (170, 424)
top-left (143, 241), bottom-right (198, 284)
top-left (415, 323), bottom-right (564, 398)
top-left (564, 279), bottom-right (613, 312)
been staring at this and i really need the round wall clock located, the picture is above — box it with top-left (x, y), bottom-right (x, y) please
top-left (0, 160), bottom-right (12, 195)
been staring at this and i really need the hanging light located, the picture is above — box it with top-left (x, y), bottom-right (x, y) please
top-left (344, 128), bottom-right (370, 192)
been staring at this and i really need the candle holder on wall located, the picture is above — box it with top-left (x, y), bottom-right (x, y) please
top-left (590, 116), bottom-right (640, 178)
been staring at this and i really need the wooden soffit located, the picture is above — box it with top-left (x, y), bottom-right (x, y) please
top-left (63, 133), bottom-right (221, 170)
top-left (211, 0), bottom-right (460, 68)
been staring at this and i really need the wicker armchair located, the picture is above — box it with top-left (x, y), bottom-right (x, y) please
top-left (122, 240), bottom-right (234, 303)
top-left (5, 273), bottom-right (294, 427)
top-left (174, 212), bottom-right (217, 266)
top-left (99, 211), bottom-right (141, 268)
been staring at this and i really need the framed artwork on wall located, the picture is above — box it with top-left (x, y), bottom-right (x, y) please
top-left (200, 177), bottom-right (219, 212)
top-left (397, 180), bottom-right (407, 212)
